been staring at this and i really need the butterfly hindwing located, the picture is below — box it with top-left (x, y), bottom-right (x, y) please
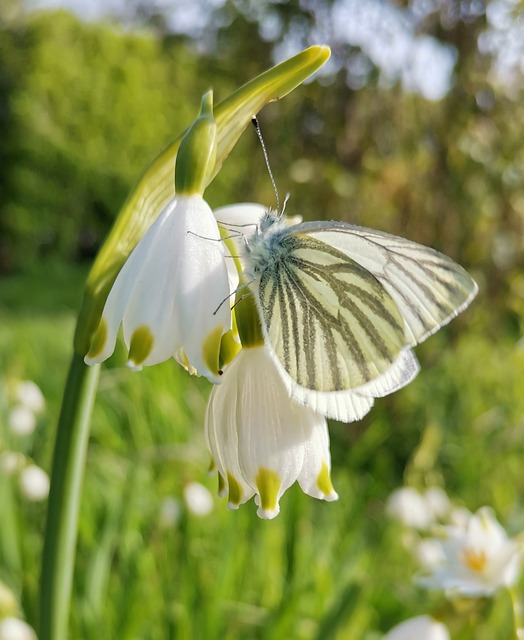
top-left (255, 233), bottom-right (408, 392)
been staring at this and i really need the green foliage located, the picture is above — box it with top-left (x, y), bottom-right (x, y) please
top-left (0, 10), bottom-right (201, 271)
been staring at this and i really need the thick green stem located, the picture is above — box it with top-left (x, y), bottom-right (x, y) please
top-left (39, 354), bottom-right (100, 640)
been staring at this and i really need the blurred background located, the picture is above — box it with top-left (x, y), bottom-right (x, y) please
top-left (1, 1), bottom-right (524, 638)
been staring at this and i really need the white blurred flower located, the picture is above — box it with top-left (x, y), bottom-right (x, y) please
top-left (158, 496), bottom-right (182, 528)
top-left (183, 482), bottom-right (214, 517)
top-left (13, 381), bottom-right (45, 414)
top-left (424, 487), bottom-right (451, 520)
top-left (418, 507), bottom-right (521, 597)
top-left (0, 453), bottom-right (25, 477)
top-left (8, 406), bottom-right (36, 437)
top-left (85, 194), bottom-right (231, 382)
top-left (415, 538), bottom-right (447, 569)
top-left (0, 618), bottom-right (37, 640)
top-left (205, 346), bottom-right (338, 519)
top-left (19, 465), bottom-right (50, 502)
top-left (386, 487), bottom-right (434, 530)
top-left (449, 506), bottom-right (473, 528)
top-left (383, 615), bottom-right (450, 640)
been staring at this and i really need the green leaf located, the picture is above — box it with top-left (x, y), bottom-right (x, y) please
top-left (75, 45), bottom-right (330, 355)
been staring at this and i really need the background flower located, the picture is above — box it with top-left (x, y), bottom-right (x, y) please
top-left (418, 507), bottom-right (521, 596)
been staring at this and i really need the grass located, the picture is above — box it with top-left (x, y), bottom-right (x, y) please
top-left (1, 263), bottom-right (523, 639)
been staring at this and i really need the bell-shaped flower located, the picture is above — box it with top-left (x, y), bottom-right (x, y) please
top-left (418, 507), bottom-right (521, 597)
top-left (205, 345), bottom-right (338, 519)
top-left (383, 615), bottom-right (450, 640)
top-left (85, 92), bottom-right (233, 381)
top-left (85, 194), bottom-right (231, 381)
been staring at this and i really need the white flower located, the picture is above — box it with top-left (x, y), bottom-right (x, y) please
top-left (19, 465), bottom-right (50, 502)
top-left (85, 194), bottom-right (231, 382)
top-left (0, 452), bottom-right (25, 477)
top-left (13, 381), bottom-right (45, 414)
top-left (386, 486), bottom-right (452, 530)
top-left (0, 618), bottom-right (37, 640)
top-left (383, 615), bottom-right (450, 640)
top-left (8, 406), bottom-right (36, 437)
top-left (415, 538), bottom-right (447, 569)
top-left (424, 487), bottom-right (451, 520)
top-left (205, 346), bottom-right (338, 519)
top-left (183, 482), bottom-right (214, 517)
top-left (418, 507), bottom-right (521, 597)
top-left (386, 487), bottom-right (434, 530)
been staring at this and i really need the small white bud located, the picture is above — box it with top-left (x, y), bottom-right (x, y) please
top-left (8, 406), bottom-right (36, 437)
top-left (14, 381), bottom-right (45, 414)
top-left (183, 482), bottom-right (214, 517)
top-left (0, 453), bottom-right (26, 477)
top-left (19, 465), bottom-right (50, 502)
top-left (0, 618), bottom-right (37, 640)
top-left (386, 487), bottom-right (433, 530)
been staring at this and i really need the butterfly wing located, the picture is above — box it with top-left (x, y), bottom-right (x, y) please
top-left (253, 222), bottom-right (477, 394)
top-left (295, 221), bottom-right (478, 347)
top-left (255, 233), bottom-right (411, 392)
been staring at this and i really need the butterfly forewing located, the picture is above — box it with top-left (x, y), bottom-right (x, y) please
top-left (298, 222), bottom-right (478, 346)
top-left (256, 234), bottom-right (408, 392)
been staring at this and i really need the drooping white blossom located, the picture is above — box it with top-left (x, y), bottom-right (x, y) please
top-left (85, 195), bottom-right (231, 382)
top-left (205, 346), bottom-right (338, 519)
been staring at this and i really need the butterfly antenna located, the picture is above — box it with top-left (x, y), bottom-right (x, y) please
top-left (252, 117), bottom-right (280, 213)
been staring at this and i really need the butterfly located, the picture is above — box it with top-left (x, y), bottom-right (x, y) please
top-left (241, 209), bottom-right (477, 409)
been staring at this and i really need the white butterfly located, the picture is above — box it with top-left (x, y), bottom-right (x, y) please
top-left (230, 207), bottom-right (478, 420)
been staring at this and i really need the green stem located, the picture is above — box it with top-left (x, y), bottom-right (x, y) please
top-left (508, 586), bottom-right (524, 640)
top-left (39, 353), bottom-right (100, 640)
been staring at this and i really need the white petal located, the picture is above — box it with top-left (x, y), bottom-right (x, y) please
top-left (121, 201), bottom-right (183, 364)
top-left (174, 197), bottom-right (231, 379)
top-left (205, 381), bottom-right (255, 508)
top-left (86, 201), bottom-right (174, 365)
top-left (384, 615), bottom-right (450, 640)
top-left (297, 418), bottom-right (338, 501)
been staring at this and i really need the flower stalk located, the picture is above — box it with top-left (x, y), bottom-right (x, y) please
top-left (39, 355), bottom-right (100, 640)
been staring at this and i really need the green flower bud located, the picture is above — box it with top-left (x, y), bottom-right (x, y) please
top-left (175, 91), bottom-right (217, 195)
